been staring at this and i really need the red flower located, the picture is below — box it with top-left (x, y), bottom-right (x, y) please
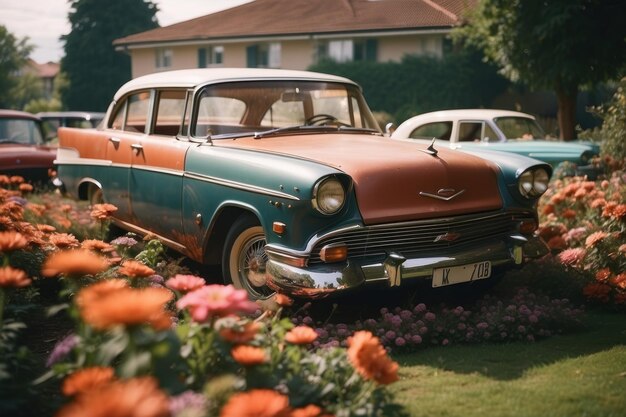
top-left (582, 283), bottom-right (612, 302)
top-left (595, 268), bottom-right (612, 282)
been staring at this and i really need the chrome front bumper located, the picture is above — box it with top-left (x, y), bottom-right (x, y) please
top-left (266, 235), bottom-right (548, 297)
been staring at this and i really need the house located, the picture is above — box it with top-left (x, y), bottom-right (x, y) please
top-left (20, 60), bottom-right (60, 100)
top-left (113, 0), bottom-right (475, 78)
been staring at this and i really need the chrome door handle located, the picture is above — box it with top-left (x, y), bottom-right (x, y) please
top-left (108, 137), bottom-right (121, 144)
top-left (131, 143), bottom-right (143, 154)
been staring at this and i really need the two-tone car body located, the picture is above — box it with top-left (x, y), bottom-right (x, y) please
top-left (55, 69), bottom-right (550, 299)
top-left (391, 109), bottom-right (600, 177)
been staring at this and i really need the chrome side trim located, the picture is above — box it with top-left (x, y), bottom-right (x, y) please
top-left (133, 165), bottom-right (185, 177)
top-left (184, 172), bottom-right (300, 201)
top-left (54, 157), bottom-right (112, 167)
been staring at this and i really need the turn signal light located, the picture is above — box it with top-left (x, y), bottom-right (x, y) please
top-left (273, 222), bottom-right (286, 235)
top-left (320, 244), bottom-right (347, 263)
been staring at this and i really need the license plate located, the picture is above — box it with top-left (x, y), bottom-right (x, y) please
top-left (432, 261), bottom-right (491, 287)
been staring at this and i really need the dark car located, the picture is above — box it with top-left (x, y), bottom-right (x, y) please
top-left (0, 109), bottom-right (57, 184)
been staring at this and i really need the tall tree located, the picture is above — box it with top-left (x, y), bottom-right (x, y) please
top-left (61, 0), bottom-right (159, 111)
top-left (456, 0), bottom-right (626, 140)
top-left (0, 25), bottom-right (33, 108)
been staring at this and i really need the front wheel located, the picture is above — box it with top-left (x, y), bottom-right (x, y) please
top-left (222, 216), bottom-right (274, 300)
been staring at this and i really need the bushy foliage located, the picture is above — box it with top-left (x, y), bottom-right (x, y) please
top-left (309, 49), bottom-right (509, 124)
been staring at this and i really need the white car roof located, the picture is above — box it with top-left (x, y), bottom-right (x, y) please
top-left (405, 109), bottom-right (536, 122)
top-left (114, 68), bottom-right (358, 100)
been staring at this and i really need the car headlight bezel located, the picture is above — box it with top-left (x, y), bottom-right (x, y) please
top-left (518, 167), bottom-right (550, 199)
top-left (312, 176), bottom-right (346, 215)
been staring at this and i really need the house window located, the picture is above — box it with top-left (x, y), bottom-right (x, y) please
top-left (155, 48), bottom-right (172, 69)
top-left (246, 43), bottom-right (281, 68)
top-left (318, 39), bottom-right (377, 63)
top-left (198, 46), bottom-right (224, 67)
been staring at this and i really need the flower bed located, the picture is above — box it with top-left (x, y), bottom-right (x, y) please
top-left (0, 171), bottom-right (609, 416)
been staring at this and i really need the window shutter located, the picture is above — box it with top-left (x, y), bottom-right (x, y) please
top-left (198, 48), bottom-right (207, 68)
top-left (246, 45), bottom-right (258, 68)
top-left (366, 39), bottom-right (378, 62)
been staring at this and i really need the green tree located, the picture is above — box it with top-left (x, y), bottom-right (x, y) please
top-left (61, 0), bottom-right (159, 111)
top-left (0, 25), bottom-right (33, 108)
top-left (456, 0), bottom-right (626, 140)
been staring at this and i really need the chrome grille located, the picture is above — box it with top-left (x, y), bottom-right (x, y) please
top-left (309, 211), bottom-right (520, 264)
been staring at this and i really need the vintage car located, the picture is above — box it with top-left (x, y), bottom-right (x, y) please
top-left (37, 111), bottom-right (105, 143)
top-left (391, 109), bottom-right (600, 176)
top-left (0, 109), bottom-right (57, 184)
top-left (55, 69), bottom-right (551, 299)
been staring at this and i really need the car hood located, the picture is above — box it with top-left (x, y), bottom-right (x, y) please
top-left (0, 143), bottom-right (57, 169)
top-left (216, 134), bottom-right (503, 224)
top-left (451, 140), bottom-right (597, 165)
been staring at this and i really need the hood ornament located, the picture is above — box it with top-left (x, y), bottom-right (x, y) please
top-left (419, 188), bottom-right (465, 201)
top-left (418, 138), bottom-right (438, 157)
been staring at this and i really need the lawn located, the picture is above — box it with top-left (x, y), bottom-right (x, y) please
top-left (392, 311), bottom-right (626, 417)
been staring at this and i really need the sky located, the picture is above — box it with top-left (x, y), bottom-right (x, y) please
top-left (0, 0), bottom-right (252, 63)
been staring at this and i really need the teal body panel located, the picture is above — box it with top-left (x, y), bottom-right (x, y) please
top-left (182, 144), bottom-right (365, 255)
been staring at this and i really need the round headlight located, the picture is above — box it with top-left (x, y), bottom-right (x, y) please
top-left (518, 168), bottom-right (550, 198)
top-left (313, 176), bottom-right (346, 214)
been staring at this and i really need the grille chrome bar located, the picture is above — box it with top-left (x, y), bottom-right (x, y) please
top-left (309, 211), bottom-right (520, 264)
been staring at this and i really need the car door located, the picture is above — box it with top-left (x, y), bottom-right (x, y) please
top-left (127, 89), bottom-right (190, 241)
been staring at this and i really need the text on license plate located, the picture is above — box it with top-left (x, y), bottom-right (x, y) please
top-left (432, 261), bottom-right (491, 288)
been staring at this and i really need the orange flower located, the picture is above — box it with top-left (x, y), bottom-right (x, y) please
top-left (585, 231), bottom-right (608, 248)
top-left (0, 175), bottom-right (9, 185)
top-left (582, 283), bottom-right (612, 302)
top-left (275, 293), bottom-right (294, 307)
top-left (49, 233), bottom-right (80, 248)
top-left (90, 203), bottom-right (118, 220)
top-left (541, 204), bottom-right (555, 216)
top-left (291, 405), bottom-right (328, 417)
top-left (219, 321), bottom-right (261, 344)
top-left (546, 236), bottom-right (567, 251)
top-left (595, 268), bottom-right (612, 282)
top-left (78, 286), bottom-right (173, 331)
top-left (36, 224), bottom-right (56, 233)
top-left (62, 367), bottom-right (116, 396)
top-left (613, 204), bottom-right (626, 220)
top-left (0, 266), bottom-right (31, 288)
top-left (231, 345), bottom-right (267, 366)
top-left (60, 204), bottom-right (73, 213)
top-left (10, 175), bottom-right (24, 184)
top-left (561, 209), bottom-right (576, 219)
top-left (219, 389), bottom-right (291, 417)
top-left (285, 326), bottom-right (318, 345)
top-left (18, 183), bottom-right (33, 193)
top-left (81, 239), bottom-right (114, 253)
top-left (118, 260), bottom-right (155, 278)
top-left (602, 202), bottom-right (618, 218)
top-left (610, 273), bottom-right (626, 290)
top-left (56, 376), bottom-right (169, 417)
top-left (590, 198), bottom-right (607, 209)
top-left (75, 279), bottom-right (128, 308)
top-left (0, 231), bottom-right (28, 252)
top-left (347, 331), bottom-right (399, 385)
top-left (41, 249), bottom-right (110, 277)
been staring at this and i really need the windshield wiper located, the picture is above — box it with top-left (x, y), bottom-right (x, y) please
top-left (253, 125), bottom-right (338, 139)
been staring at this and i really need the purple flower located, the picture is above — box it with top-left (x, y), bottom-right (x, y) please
top-left (302, 316), bottom-right (314, 325)
top-left (390, 315), bottom-right (402, 327)
top-left (411, 335), bottom-right (423, 344)
top-left (46, 333), bottom-right (79, 367)
top-left (476, 322), bottom-right (489, 330)
top-left (442, 338), bottom-right (449, 346)
top-left (414, 303), bottom-right (427, 314)
top-left (457, 323), bottom-right (467, 331)
top-left (395, 337), bottom-right (406, 347)
top-left (518, 325), bottom-right (526, 333)
top-left (364, 318), bottom-right (377, 328)
top-left (419, 326), bottom-right (429, 335)
top-left (110, 236), bottom-right (138, 246)
top-left (385, 330), bottom-right (397, 340)
top-left (528, 315), bottom-right (539, 323)
top-left (169, 391), bottom-right (208, 416)
top-left (400, 309), bottom-right (413, 320)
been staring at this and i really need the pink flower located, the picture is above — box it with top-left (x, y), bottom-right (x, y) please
top-left (585, 231), bottom-right (608, 248)
top-left (557, 248), bottom-right (586, 267)
top-left (176, 284), bottom-right (257, 322)
top-left (165, 274), bottom-right (206, 293)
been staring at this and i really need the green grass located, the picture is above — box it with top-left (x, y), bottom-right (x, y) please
top-left (391, 311), bottom-right (626, 417)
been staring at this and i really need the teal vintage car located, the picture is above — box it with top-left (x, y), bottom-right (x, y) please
top-left (55, 69), bottom-right (551, 299)
top-left (391, 109), bottom-right (600, 177)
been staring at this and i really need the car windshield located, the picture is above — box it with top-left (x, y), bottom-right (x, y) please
top-left (0, 118), bottom-right (45, 145)
top-left (494, 116), bottom-right (546, 140)
top-left (191, 80), bottom-right (380, 138)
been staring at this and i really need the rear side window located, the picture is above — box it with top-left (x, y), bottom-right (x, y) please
top-left (410, 122), bottom-right (452, 140)
top-left (109, 91), bottom-right (151, 133)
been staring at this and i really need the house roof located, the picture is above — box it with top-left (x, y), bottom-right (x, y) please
top-left (114, 0), bottom-right (475, 48)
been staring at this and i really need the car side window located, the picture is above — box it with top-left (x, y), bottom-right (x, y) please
top-left (409, 122), bottom-right (452, 140)
top-left (154, 90), bottom-right (186, 136)
top-left (459, 122), bottom-right (483, 142)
